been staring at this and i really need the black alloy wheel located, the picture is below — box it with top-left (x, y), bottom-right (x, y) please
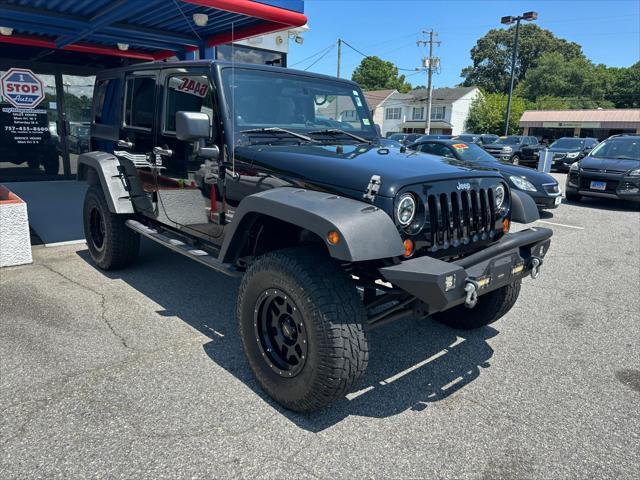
top-left (89, 206), bottom-right (106, 251)
top-left (254, 288), bottom-right (308, 377)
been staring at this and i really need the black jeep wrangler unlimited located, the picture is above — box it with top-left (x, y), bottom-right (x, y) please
top-left (79, 61), bottom-right (552, 412)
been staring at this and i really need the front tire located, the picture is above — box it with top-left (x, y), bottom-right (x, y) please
top-left (238, 248), bottom-right (369, 412)
top-left (83, 185), bottom-right (140, 270)
top-left (433, 280), bottom-right (521, 330)
top-left (511, 154), bottom-right (521, 165)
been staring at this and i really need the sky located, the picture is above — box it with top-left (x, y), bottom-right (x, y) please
top-left (287, 0), bottom-right (640, 89)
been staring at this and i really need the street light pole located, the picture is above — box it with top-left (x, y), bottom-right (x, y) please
top-left (501, 11), bottom-right (538, 136)
top-left (503, 18), bottom-right (521, 137)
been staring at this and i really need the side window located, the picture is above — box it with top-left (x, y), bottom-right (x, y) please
top-left (530, 137), bottom-right (539, 145)
top-left (124, 77), bottom-right (155, 129)
top-left (93, 78), bottom-right (121, 126)
top-left (164, 74), bottom-right (214, 133)
top-left (417, 143), bottom-right (434, 154)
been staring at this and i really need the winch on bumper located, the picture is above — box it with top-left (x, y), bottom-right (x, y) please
top-left (379, 227), bottom-right (552, 314)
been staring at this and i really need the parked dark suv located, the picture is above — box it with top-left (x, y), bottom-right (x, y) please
top-left (566, 134), bottom-right (640, 204)
top-left (483, 135), bottom-right (542, 166)
top-left (78, 60), bottom-right (552, 411)
top-left (548, 137), bottom-right (599, 171)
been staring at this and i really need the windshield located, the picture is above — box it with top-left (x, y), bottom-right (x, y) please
top-left (589, 137), bottom-right (640, 160)
top-left (496, 136), bottom-right (522, 145)
top-left (221, 67), bottom-right (377, 143)
top-left (451, 143), bottom-right (497, 162)
top-left (550, 138), bottom-right (585, 149)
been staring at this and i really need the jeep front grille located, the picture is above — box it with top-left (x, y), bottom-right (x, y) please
top-left (425, 188), bottom-right (496, 250)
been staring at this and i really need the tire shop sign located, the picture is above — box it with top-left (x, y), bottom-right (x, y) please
top-left (1, 68), bottom-right (45, 108)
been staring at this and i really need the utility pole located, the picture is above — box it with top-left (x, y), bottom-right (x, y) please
top-left (336, 38), bottom-right (342, 78)
top-left (417, 30), bottom-right (440, 135)
top-left (335, 38), bottom-right (342, 120)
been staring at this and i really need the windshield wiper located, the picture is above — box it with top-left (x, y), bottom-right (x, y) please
top-left (239, 127), bottom-right (317, 143)
top-left (308, 128), bottom-right (371, 144)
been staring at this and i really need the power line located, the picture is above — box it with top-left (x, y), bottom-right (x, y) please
top-left (303, 43), bottom-right (336, 71)
top-left (289, 42), bottom-right (336, 67)
top-left (341, 39), bottom-right (369, 59)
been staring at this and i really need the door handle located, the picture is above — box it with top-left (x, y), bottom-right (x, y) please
top-left (153, 146), bottom-right (173, 158)
top-left (117, 139), bottom-right (134, 149)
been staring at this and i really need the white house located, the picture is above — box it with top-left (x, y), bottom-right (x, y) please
top-left (366, 87), bottom-right (481, 137)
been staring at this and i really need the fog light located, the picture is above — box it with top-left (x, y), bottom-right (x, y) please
top-left (403, 238), bottom-right (415, 258)
top-left (327, 230), bottom-right (340, 245)
top-left (502, 218), bottom-right (510, 233)
top-left (444, 274), bottom-right (456, 292)
top-left (477, 276), bottom-right (491, 288)
top-left (512, 263), bottom-right (525, 275)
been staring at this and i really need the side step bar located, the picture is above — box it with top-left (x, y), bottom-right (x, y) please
top-left (125, 220), bottom-right (242, 278)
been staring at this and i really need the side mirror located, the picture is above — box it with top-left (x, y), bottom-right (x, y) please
top-left (176, 111), bottom-right (211, 141)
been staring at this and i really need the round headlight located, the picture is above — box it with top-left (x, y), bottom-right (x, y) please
top-left (495, 184), bottom-right (506, 209)
top-left (396, 193), bottom-right (416, 226)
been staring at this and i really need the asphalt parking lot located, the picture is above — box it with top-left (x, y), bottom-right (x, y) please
top-left (1, 173), bottom-right (639, 479)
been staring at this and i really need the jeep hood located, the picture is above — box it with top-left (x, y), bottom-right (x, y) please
top-left (234, 144), bottom-right (500, 197)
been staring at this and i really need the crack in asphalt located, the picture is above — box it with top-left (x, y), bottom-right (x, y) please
top-left (38, 262), bottom-right (134, 351)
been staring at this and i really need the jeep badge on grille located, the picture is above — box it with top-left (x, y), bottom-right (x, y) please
top-left (457, 182), bottom-right (471, 191)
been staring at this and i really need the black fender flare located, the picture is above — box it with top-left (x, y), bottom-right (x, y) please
top-left (219, 187), bottom-right (405, 263)
top-left (510, 189), bottom-right (540, 224)
top-left (77, 151), bottom-right (152, 215)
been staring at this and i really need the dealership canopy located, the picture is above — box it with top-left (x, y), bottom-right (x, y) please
top-left (0, 0), bottom-right (306, 67)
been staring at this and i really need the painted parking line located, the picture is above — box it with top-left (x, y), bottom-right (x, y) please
top-left (346, 336), bottom-right (467, 401)
top-left (535, 220), bottom-right (585, 230)
top-left (44, 239), bottom-right (86, 247)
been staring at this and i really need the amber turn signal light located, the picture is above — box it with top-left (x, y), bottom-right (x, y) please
top-left (403, 238), bottom-right (415, 258)
top-left (327, 230), bottom-right (340, 245)
top-left (502, 218), bottom-right (510, 233)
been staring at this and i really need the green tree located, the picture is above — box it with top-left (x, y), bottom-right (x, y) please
top-left (461, 24), bottom-right (584, 94)
top-left (465, 92), bottom-right (527, 135)
top-left (608, 61), bottom-right (640, 108)
top-left (516, 52), bottom-right (612, 107)
top-left (351, 56), bottom-right (412, 93)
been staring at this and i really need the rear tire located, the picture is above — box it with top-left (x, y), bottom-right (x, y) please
top-left (83, 184), bottom-right (139, 270)
top-left (237, 247), bottom-right (369, 412)
top-left (433, 280), bottom-right (521, 330)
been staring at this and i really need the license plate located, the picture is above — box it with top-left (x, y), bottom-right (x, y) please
top-left (554, 196), bottom-right (562, 205)
top-left (590, 181), bottom-right (606, 191)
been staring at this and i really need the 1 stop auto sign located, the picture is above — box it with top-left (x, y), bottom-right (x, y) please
top-left (0, 68), bottom-right (45, 109)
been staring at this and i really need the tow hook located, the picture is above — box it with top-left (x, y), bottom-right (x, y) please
top-left (464, 279), bottom-right (480, 309)
top-left (530, 256), bottom-right (543, 279)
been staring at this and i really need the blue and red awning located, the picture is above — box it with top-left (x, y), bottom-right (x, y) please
top-left (0, 0), bottom-right (307, 61)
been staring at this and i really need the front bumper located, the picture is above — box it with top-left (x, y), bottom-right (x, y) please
top-left (550, 154), bottom-right (581, 171)
top-left (566, 171), bottom-right (640, 203)
top-left (486, 150), bottom-right (511, 160)
top-left (527, 189), bottom-right (561, 209)
top-left (379, 227), bottom-right (552, 314)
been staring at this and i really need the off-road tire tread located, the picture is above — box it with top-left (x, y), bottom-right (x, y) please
top-left (433, 280), bottom-right (522, 330)
top-left (237, 247), bottom-right (368, 412)
top-left (84, 185), bottom-right (139, 270)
